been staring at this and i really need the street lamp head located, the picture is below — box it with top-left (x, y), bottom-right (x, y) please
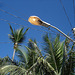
top-left (28, 16), bottom-right (43, 26)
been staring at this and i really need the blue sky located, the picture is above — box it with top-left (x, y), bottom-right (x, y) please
top-left (0, 0), bottom-right (74, 59)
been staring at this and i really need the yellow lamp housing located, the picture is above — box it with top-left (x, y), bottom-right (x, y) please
top-left (28, 16), bottom-right (50, 28)
top-left (28, 16), bottom-right (43, 26)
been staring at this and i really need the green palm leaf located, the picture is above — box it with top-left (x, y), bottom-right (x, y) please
top-left (16, 47), bottom-right (29, 67)
top-left (0, 65), bottom-right (26, 75)
top-left (28, 39), bottom-right (43, 57)
top-left (9, 24), bottom-right (14, 35)
top-left (43, 34), bottom-right (64, 74)
top-left (23, 28), bottom-right (30, 35)
top-left (60, 38), bottom-right (75, 75)
top-left (9, 24), bottom-right (29, 43)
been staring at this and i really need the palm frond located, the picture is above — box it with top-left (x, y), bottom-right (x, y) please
top-left (27, 39), bottom-right (43, 59)
top-left (0, 65), bottom-right (26, 75)
top-left (24, 39), bottom-right (43, 70)
top-left (43, 34), bottom-right (64, 73)
top-left (23, 28), bottom-right (30, 35)
top-left (16, 46), bottom-right (29, 68)
top-left (53, 39), bottom-right (64, 72)
top-left (9, 25), bottom-right (29, 43)
top-left (29, 39), bottom-right (43, 57)
top-left (61, 38), bottom-right (75, 75)
top-left (9, 24), bottom-right (14, 35)
top-left (0, 56), bottom-right (17, 67)
top-left (65, 44), bottom-right (75, 75)
top-left (26, 57), bottom-right (57, 75)
top-left (43, 34), bottom-right (57, 71)
top-left (42, 58), bottom-right (57, 75)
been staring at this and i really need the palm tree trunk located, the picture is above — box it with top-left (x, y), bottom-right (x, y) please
top-left (12, 42), bottom-right (18, 61)
top-left (12, 49), bottom-right (16, 61)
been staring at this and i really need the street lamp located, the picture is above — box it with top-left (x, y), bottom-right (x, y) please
top-left (28, 16), bottom-right (74, 42)
top-left (28, 16), bottom-right (50, 27)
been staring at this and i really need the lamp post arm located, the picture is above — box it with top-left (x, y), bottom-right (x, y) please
top-left (28, 16), bottom-right (74, 43)
top-left (41, 21), bottom-right (74, 42)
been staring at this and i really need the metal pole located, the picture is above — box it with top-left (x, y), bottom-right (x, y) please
top-left (41, 21), bottom-right (74, 42)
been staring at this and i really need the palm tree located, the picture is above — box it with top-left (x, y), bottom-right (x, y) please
top-left (61, 38), bottom-right (75, 75)
top-left (0, 34), bottom-right (74, 75)
top-left (43, 34), bottom-right (75, 75)
top-left (8, 24), bottom-right (29, 61)
top-left (0, 39), bottom-right (43, 75)
top-left (0, 34), bottom-right (63, 75)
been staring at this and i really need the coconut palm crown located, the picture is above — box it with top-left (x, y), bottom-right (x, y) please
top-left (8, 24), bottom-right (29, 61)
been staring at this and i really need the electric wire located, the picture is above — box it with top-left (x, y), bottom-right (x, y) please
top-left (0, 9), bottom-right (49, 33)
top-left (0, 18), bottom-right (66, 38)
top-left (0, 42), bottom-right (45, 44)
top-left (3, 2), bottom-right (72, 36)
top-left (0, 18), bottom-right (71, 44)
top-left (0, 18), bottom-right (47, 33)
top-left (59, 0), bottom-right (73, 29)
top-left (0, 7), bottom-right (65, 36)
top-left (0, 14), bottom-right (70, 44)
top-left (0, 42), bottom-right (12, 44)
top-left (0, 9), bottom-right (28, 22)
top-left (2, 2), bottom-right (28, 19)
top-left (0, 4), bottom-right (72, 44)
top-left (73, 0), bottom-right (75, 27)
top-left (0, 8), bottom-right (70, 38)
top-left (0, 42), bottom-right (44, 48)
top-left (0, 41), bottom-right (58, 44)
top-left (0, 18), bottom-right (67, 44)
top-left (40, 26), bottom-right (66, 37)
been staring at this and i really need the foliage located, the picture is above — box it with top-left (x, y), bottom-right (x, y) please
top-left (61, 38), bottom-right (75, 75)
top-left (0, 56), bottom-right (17, 67)
top-left (8, 24), bottom-right (29, 61)
top-left (0, 65), bottom-right (26, 75)
top-left (8, 24), bottom-right (29, 44)
top-left (0, 26), bottom-right (75, 75)
top-left (43, 34), bottom-right (64, 74)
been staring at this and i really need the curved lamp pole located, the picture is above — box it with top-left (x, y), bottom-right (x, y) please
top-left (28, 16), bottom-right (74, 43)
